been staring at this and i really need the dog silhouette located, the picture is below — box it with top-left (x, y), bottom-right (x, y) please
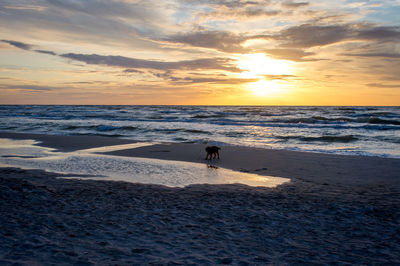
top-left (205, 146), bottom-right (220, 160)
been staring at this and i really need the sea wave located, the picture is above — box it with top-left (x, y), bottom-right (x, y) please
top-left (1, 105), bottom-right (399, 157)
top-left (365, 117), bottom-right (400, 125)
top-left (192, 114), bottom-right (229, 119)
top-left (153, 128), bottom-right (211, 135)
top-left (279, 116), bottom-right (400, 125)
top-left (278, 135), bottom-right (359, 143)
top-left (62, 125), bottom-right (139, 132)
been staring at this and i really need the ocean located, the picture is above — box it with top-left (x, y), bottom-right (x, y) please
top-left (0, 105), bottom-right (399, 158)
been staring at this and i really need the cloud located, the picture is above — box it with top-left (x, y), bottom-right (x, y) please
top-left (263, 74), bottom-right (297, 80)
top-left (0, 0), bottom-right (169, 50)
top-left (2, 4), bottom-right (47, 11)
top-left (282, 1), bottom-right (309, 8)
top-left (164, 31), bottom-right (247, 53)
top-left (357, 26), bottom-right (400, 40)
top-left (124, 69), bottom-right (144, 74)
top-left (1, 39), bottom-right (57, 56)
top-left (199, 8), bottom-right (280, 20)
top-left (1, 39), bottom-right (59, 56)
top-left (165, 24), bottom-right (399, 54)
top-left (1, 0), bottom-right (400, 105)
top-left (367, 83), bottom-right (400, 88)
top-left (264, 48), bottom-right (316, 61)
top-left (341, 53), bottom-right (400, 58)
top-left (153, 70), bottom-right (258, 84)
top-left (272, 24), bottom-right (352, 48)
top-left (60, 53), bottom-right (240, 72)
top-left (156, 72), bottom-right (297, 85)
top-left (192, 0), bottom-right (285, 22)
top-left (0, 84), bottom-right (59, 91)
top-left (1, 39), bottom-right (32, 50)
top-left (180, 0), bottom-right (270, 9)
top-left (162, 75), bottom-right (258, 84)
top-left (265, 24), bottom-right (400, 48)
top-left (44, 0), bottom-right (154, 20)
top-left (1, 36), bottom-right (242, 72)
top-left (35, 49), bottom-right (57, 55)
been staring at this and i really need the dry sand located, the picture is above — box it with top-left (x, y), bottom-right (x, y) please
top-left (1, 132), bottom-right (400, 264)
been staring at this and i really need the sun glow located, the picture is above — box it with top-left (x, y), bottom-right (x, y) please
top-left (237, 53), bottom-right (294, 97)
top-left (247, 79), bottom-right (287, 97)
top-left (237, 53), bottom-right (293, 77)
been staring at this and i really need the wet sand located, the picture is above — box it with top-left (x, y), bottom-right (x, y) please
top-left (1, 132), bottom-right (400, 264)
top-left (105, 142), bottom-right (400, 186)
top-left (1, 131), bottom-right (399, 185)
top-left (0, 132), bottom-right (138, 152)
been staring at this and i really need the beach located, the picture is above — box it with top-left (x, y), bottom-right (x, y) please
top-left (1, 132), bottom-right (400, 264)
top-left (2, 0), bottom-right (400, 262)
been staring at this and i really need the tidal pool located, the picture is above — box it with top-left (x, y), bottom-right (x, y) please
top-left (0, 138), bottom-right (290, 188)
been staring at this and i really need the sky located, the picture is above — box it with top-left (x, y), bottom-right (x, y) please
top-left (0, 0), bottom-right (399, 105)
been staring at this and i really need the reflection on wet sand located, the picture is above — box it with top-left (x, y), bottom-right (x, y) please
top-left (0, 138), bottom-right (290, 188)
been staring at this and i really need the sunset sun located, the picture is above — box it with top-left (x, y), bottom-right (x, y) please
top-left (237, 53), bottom-right (293, 97)
top-left (237, 53), bottom-right (294, 77)
top-left (247, 79), bottom-right (287, 97)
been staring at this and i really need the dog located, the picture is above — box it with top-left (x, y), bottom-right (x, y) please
top-left (205, 146), bottom-right (221, 160)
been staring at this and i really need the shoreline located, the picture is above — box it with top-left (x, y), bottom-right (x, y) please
top-left (1, 131), bottom-right (399, 186)
top-left (1, 130), bottom-right (399, 159)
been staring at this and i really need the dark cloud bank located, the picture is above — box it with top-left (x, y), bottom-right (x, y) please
top-left (61, 53), bottom-right (240, 72)
top-left (1, 39), bottom-right (240, 72)
top-left (165, 24), bottom-right (400, 54)
top-left (1, 40), bottom-right (32, 50)
top-left (1, 40), bottom-right (57, 56)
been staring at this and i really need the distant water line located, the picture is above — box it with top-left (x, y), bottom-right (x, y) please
top-left (0, 105), bottom-right (399, 158)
